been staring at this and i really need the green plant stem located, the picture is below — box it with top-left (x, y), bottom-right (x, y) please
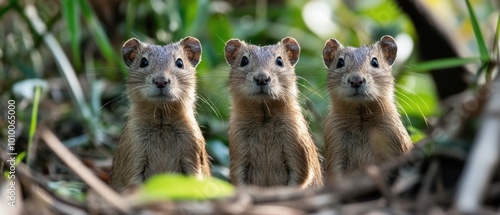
top-left (27, 85), bottom-right (41, 166)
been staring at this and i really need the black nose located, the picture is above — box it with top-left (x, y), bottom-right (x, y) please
top-left (254, 74), bottom-right (271, 86)
top-left (348, 76), bottom-right (366, 89)
top-left (153, 76), bottom-right (171, 89)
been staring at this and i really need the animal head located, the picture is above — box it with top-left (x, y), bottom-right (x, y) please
top-left (323, 35), bottom-right (397, 103)
top-left (224, 37), bottom-right (300, 102)
top-left (122, 37), bottom-right (201, 104)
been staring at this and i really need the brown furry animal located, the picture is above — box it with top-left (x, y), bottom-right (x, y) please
top-left (322, 35), bottom-right (413, 182)
top-left (110, 37), bottom-right (210, 189)
top-left (224, 37), bottom-right (323, 188)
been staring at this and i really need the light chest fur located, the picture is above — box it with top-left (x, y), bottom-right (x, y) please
top-left (125, 105), bottom-right (206, 179)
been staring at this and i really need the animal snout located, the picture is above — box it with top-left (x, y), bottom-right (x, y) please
top-left (253, 73), bottom-right (271, 86)
top-left (153, 75), bottom-right (171, 89)
top-left (348, 75), bottom-right (366, 89)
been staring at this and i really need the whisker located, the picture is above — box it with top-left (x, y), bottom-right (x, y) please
top-left (393, 92), bottom-right (414, 127)
top-left (197, 95), bottom-right (223, 120)
top-left (298, 90), bottom-right (323, 117)
top-left (395, 84), bottom-right (431, 114)
top-left (394, 91), bottom-right (416, 112)
top-left (375, 96), bottom-right (386, 117)
top-left (296, 76), bottom-right (325, 99)
top-left (100, 94), bottom-right (125, 111)
top-left (396, 102), bottom-right (412, 128)
top-left (394, 87), bottom-right (429, 126)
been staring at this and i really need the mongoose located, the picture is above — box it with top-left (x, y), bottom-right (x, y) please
top-left (224, 37), bottom-right (323, 188)
top-left (110, 37), bottom-right (210, 189)
top-left (322, 35), bottom-right (413, 182)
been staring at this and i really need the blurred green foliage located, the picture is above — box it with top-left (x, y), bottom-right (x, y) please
top-left (140, 174), bottom-right (234, 201)
top-left (0, 0), bottom-right (497, 200)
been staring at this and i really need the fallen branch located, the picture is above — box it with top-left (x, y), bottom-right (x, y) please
top-left (39, 126), bottom-right (130, 212)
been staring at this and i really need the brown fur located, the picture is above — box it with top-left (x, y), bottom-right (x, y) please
top-left (322, 36), bottom-right (413, 181)
top-left (110, 37), bottom-right (210, 189)
top-left (224, 37), bottom-right (323, 188)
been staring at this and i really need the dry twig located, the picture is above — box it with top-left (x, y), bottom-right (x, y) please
top-left (39, 126), bottom-right (130, 212)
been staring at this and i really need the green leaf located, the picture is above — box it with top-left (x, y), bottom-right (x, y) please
top-left (180, 0), bottom-right (209, 36)
top-left (140, 174), bottom-right (234, 201)
top-left (358, 0), bottom-right (402, 25)
top-left (465, 0), bottom-right (489, 62)
top-left (411, 57), bottom-right (480, 73)
top-left (61, 0), bottom-right (81, 69)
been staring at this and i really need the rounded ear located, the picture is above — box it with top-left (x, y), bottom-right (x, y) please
top-left (378, 35), bottom-right (397, 65)
top-left (323, 38), bottom-right (342, 68)
top-left (180, 36), bottom-right (202, 67)
top-left (224, 39), bottom-right (242, 65)
top-left (122, 38), bottom-right (141, 67)
top-left (281, 37), bottom-right (300, 66)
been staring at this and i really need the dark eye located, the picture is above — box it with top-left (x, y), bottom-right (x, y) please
top-left (175, 58), bottom-right (183, 69)
top-left (140, 57), bottom-right (149, 68)
top-left (336, 58), bottom-right (345, 68)
top-left (240, 56), bottom-right (249, 67)
top-left (276, 56), bottom-right (284, 67)
top-left (371, 57), bottom-right (379, 67)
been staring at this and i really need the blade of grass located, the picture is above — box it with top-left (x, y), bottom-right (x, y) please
top-left (79, 0), bottom-right (113, 62)
top-left (23, 5), bottom-right (92, 126)
top-left (79, 0), bottom-right (125, 77)
top-left (411, 57), bottom-right (480, 73)
top-left (493, 14), bottom-right (499, 62)
top-left (465, 0), bottom-right (489, 62)
top-left (27, 85), bottom-right (41, 166)
top-left (61, 0), bottom-right (82, 70)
